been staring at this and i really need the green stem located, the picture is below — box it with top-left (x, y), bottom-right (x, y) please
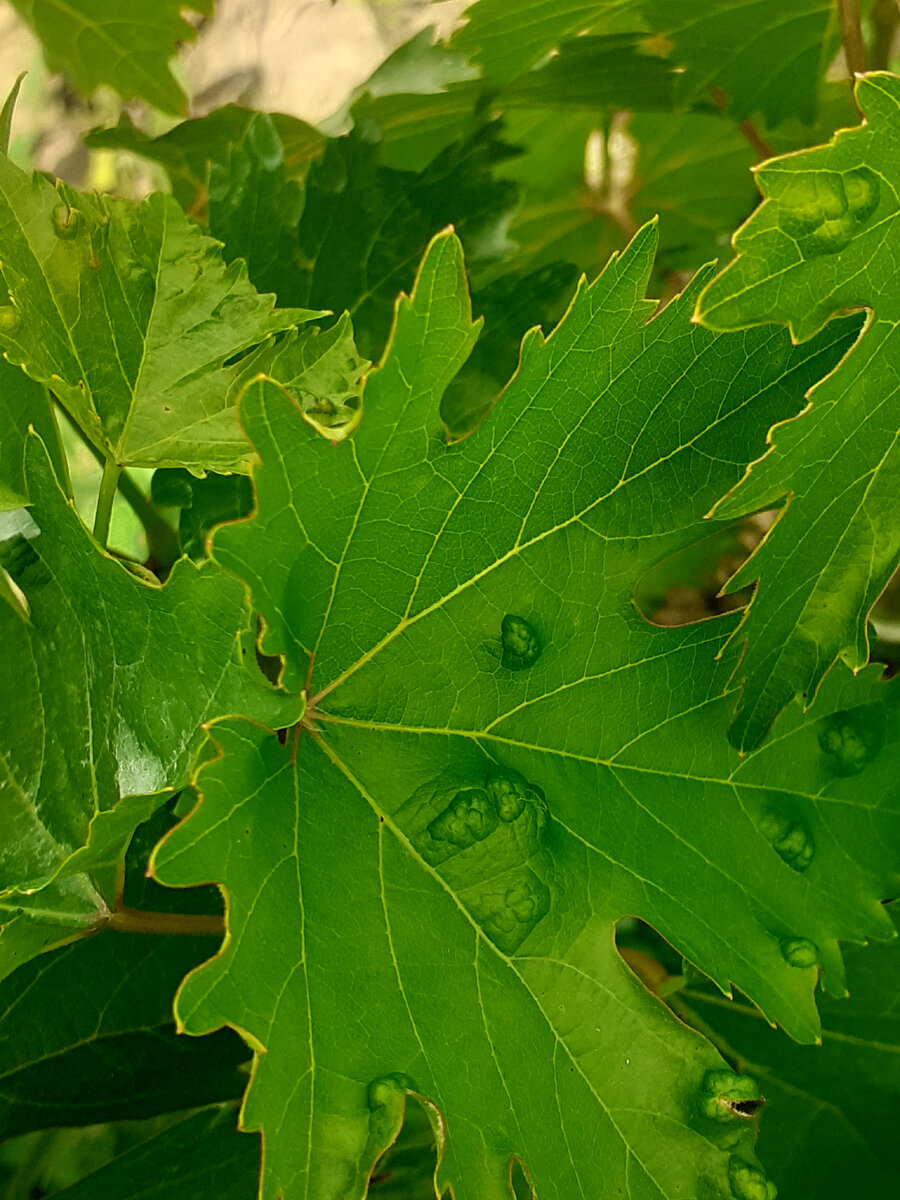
top-left (105, 905), bottom-right (225, 937)
top-left (838, 0), bottom-right (867, 101)
top-left (61, 407), bottom-right (180, 570)
top-left (93, 454), bottom-right (120, 547)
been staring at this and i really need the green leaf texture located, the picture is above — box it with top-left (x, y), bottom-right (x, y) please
top-left (697, 73), bottom-right (900, 751)
top-left (8, 0), bottom-right (213, 115)
top-left (152, 230), bottom-right (899, 1198)
top-left (0, 437), bottom-right (300, 977)
top-left (0, 151), bottom-right (319, 473)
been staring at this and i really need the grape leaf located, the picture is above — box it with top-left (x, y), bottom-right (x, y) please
top-left (8, 0), bottom-right (213, 115)
top-left (499, 108), bottom-right (757, 283)
top-left (0, 357), bottom-right (62, 510)
top-left (151, 229), bottom-right (898, 1198)
top-left (674, 903), bottom-right (900, 1198)
top-left (640, 0), bottom-right (841, 126)
top-left (85, 108), bottom-right (324, 214)
top-left (0, 436), bottom-right (301, 979)
top-left (453, 0), bottom-right (644, 85)
top-left (0, 932), bottom-right (247, 1137)
top-left (0, 151), bottom-right (320, 473)
top-left (48, 1108), bottom-right (259, 1200)
top-left (696, 73), bottom-right (900, 751)
top-left (207, 113), bottom-right (307, 307)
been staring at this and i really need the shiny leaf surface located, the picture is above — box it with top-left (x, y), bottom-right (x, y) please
top-left (152, 230), bottom-right (898, 1199)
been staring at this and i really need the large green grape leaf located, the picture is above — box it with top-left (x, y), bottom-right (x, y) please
top-left (674, 903), bottom-right (900, 1198)
top-left (0, 151), bottom-right (320, 473)
top-left (8, 0), bottom-right (213, 115)
top-left (695, 73), bottom-right (900, 752)
top-left (640, 0), bottom-right (841, 126)
top-left (0, 436), bottom-right (301, 979)
top-left (152, 229), bottom-right (899, 1198)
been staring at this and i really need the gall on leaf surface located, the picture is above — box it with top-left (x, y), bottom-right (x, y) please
top-left (8, 0), bottom-right (213, 116)
top-left (0, 437), bottom-right (301, 980)
top-left (0, 150), bottom-right (322, 474)
top-left (696, 72), bottom-right (900, 752)
top-left (675, 902), bottom-right (900, 1199)
top-left (152, 230), bottom-right (899, 1199)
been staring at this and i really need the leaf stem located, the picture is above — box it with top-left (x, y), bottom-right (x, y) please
top-left (105, 905), bottom-right (225, 937)
top-left (710, 87), bottom-right (773, 160)
top-left (61, 407), bottom-right (180, 568)
top-left (93, 454), bottom-right (121, 547)
top-left (838, 0), bottom-right (867, 108)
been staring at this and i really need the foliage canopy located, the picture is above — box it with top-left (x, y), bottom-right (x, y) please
top-left (0, 3), bottom-right (898, 1199)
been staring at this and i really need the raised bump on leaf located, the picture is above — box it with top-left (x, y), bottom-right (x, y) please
top-left (500, 613), bottom-right (542, 671)
top-left (780, 168), bottom-right (880, 257)
top-left (0, 306), bottom-right (20, 335)
top-left (780, 937), bottom-right (819, 968)
top-left (757, 809), bottom-right (814, 872)
top-left (729, 1155), bottom-right (778, 1200)
top-left (699, 1070), bottom-right (764, 1124)
top-left (400, 762), bottom-right (552, 953)
top-left (52, 203), bottom-right (82, 240)
top-left (427, 787), bottom-right (499, 848)
top-left (817, 707), bottom-right (884, 776)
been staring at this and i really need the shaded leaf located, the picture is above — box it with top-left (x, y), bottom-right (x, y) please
top-left (49, 1107), bottom-right (259, 1200)
top-left (452, 0), bottom-right (645, 85)
top-left (503, 34), bottom-right (678, 111)
top-left (696, 73), bottom-right (900, 750)
top-left (0, 932), bottom-right (246, 1137)
top-left (8, 0), bottom-right (213, 115)
top-left (85, 107), bottom-right (324, 214)
top-left (208, 113), bottom-right (306, 306)
top-left (151, 230), bottom-right (895, 1198)
top-left (0, 151), bottom-right (320, 472)
top-left (641, 0), bottom-right (841, 126)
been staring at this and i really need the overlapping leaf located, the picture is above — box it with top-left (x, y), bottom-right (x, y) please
top-left (641, 0), bottom-right (841, 125)
top-left (697, 73), bottom-right (900, 751)
top-left (0, 151), bottom-right (319, 473)
top-left (0, 932), bottom-right (246, 1137)
top-left (8, 0), bottom-right (213, 115)
top-left (152, 229), bottom-right (898, 1198)
top-left (0, 437), bottom-right (300, 979)
top-left (675, 904), bottom-right (900, 1198)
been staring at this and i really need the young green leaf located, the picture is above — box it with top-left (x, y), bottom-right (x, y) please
top-left (696, 73), bottom-right (900, 751)
top-left (152, 230), bottom-right (896, 1198)
top-left (0, 152), bottom-right (321, 473)
top-left (8, 0), bottom-right (213, 115)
